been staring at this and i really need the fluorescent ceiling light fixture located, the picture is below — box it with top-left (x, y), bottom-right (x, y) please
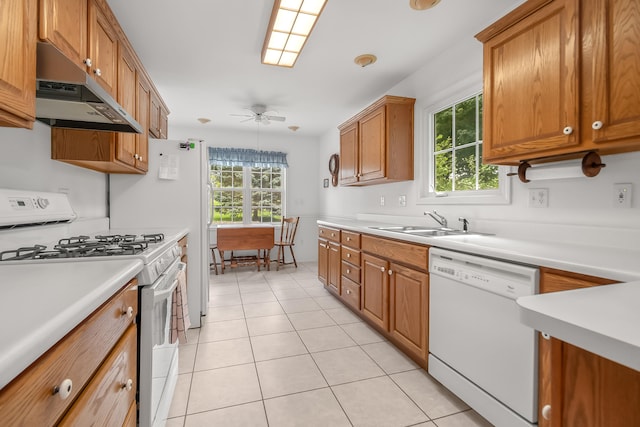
top-left (262, 0), bottom-right (327, 67)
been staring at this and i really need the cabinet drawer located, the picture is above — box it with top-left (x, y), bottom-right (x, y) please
top-left (362, 235), bottom-right (428, 271)
top-left (341, 260), bottom-right (361, 283)
top-left (0, 279), bottom-right (138, 426)
top-left (318, 226), bottom-right (340, 243)
top-left (341, 230), bottom-right (361, 249)
top-left (59, 325), bottom-right (137, 427)
top-left (341, 278), bottom-right (361, 311)
top-left (341, 246), bottom-right (360, 266)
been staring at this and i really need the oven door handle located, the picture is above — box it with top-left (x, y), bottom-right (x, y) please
top-left (154, 277), bottom-right (179, 304)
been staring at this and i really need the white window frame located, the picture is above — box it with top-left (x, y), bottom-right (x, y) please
top-left (210, 165), bottom-right (286, 225)
top-left (418, 81), bottom-right (512, 205)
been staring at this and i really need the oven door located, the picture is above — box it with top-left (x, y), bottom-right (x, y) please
top-left (138, 259), bottom-right (183, 427)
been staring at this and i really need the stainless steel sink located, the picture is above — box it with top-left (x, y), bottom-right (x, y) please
top-left (368, 225), bottom-right (489, 237)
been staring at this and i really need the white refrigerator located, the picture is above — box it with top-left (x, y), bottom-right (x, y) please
top-left (109, 139), bottom-right (210, 327)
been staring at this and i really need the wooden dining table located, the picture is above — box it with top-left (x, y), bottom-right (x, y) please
top-left (215, 225), bottom-right (275, 273)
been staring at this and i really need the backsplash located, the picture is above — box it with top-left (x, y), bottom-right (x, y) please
top-left (0, 123), bottom-right (107, 219)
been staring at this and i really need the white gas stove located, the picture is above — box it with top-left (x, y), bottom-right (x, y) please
top-left (0, 188), bottom-right (182, 285)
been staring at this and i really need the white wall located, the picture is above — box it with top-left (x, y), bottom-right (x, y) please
top-left (0, 122), bottom-right (108, 219)
top-left (317, 35), bottom-right (640, 245)
top-left (170, 125), bottom-right (321, 262)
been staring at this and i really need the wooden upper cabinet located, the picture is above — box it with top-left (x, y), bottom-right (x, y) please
top-left (39, 0), bottom-right (87, 68)
top-left (0, 0), bottom-right (37, 129)
top-left (150, 90), bottom-right (169, 139)
top-left (136, 73), bottom-right (151, 172)
top-left (538, 268), bottom-right (640, 427)
top-left (582, 0), bottom-right (640, 148)
top-left (87, 0), bottom-right (117, 96)
top-left (339, 121), bottom-right (358, 185)
top-left (477, 0), bottom-right (640, 165)
top-left (338, 96), bottom-right (415, 186)
top-left (115, 43), bottom-right (137, 168)
top-left (477, 0), bottom-right (579, 164)
top-left (359, 106), bottom-right (386, 182)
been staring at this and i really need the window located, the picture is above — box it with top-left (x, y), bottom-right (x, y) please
top-left (208, 148), bottom-right (287, 224)
top-left (421, 90), bottom-right (510, 205)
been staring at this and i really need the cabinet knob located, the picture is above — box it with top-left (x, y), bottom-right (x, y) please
top-left (592, 120), bottom-right (604, 130)
top-left (123, 306), bottom-right (134, 318)
top-left (138, 156), bottom-right (143, 162)
top-left (331, 233), bottom-right (335, 237)
top-left (380, 267), bottom-right (385, 272)
top-left (346, 289), bottom-right (352, 295)
top-left (388, 269), bottom-right (393, 276)
top-left (346, 253), bottom-right (351, 258)
top-left (541, 404), bottom-right (552, 420)
top-left (347, 237), bottom-right (351, 241)
top-left (346, 269), bottom-right (351, 274)
top-left (562, 126), bottom-right (573, 135)
top-left (53, 378), bottom-right (73, 400)
top-left (133, 154), bottom-right (139, 160)
top-left (122, 378), bottom-right (134, 391)
top-left (94, 68), bottom-right (102, 77)
top-left (84, 58), bottom-right (92, 67)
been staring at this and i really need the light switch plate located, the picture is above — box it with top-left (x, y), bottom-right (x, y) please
top-left (379, 196), bottom-right (385, 206)
top-left (613, 183), bottom-right (632, 208)
top-left (399, 195), bottom-right (407, 207)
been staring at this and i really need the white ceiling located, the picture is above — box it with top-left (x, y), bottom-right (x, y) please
top-left (107, 0), bottom-right (522, 137)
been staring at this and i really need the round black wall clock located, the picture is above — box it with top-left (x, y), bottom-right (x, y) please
top-left (328, 154), bottom-right (339, 186)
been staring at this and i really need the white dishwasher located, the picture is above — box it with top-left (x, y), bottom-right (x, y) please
top-left (428, 248), bottom-right (539, 427)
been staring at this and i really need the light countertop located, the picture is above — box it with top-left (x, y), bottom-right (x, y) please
top-left (318, 217), bottom-right (640, 371)
top-left (317, 218), bottom-right (640, 282)
top-left (0, 259), bottom-right (143, 389)
top-left (517, 281), bottom-right (640, 372)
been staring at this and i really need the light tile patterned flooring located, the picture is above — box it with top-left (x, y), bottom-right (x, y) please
top-left (166, 262), bottom-right (493, 427)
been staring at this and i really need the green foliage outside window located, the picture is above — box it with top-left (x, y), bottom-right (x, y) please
top-left (433, 93), bottom-right (498, 192)
top-left (210, 165), bottom-right (283, 224)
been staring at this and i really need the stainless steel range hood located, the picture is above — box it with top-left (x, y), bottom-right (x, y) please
top-left (35, 43), bottom-right (142, 134)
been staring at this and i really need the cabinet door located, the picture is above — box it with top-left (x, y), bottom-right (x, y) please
top-left (389, 263), bottom-right (428, 360)
top-left (39, 0), bottom-right (87, 68)
top-left (136, 72), bottom-right (151, 172)
top-left (159, 105), bottom-right (169, 139)
top-left (359, 106), bottom-right (386, 181)
top-left (0, 0), bottom-right (36, 128)
top-left (59, 326), bottom-right (137, 427)
top-left (361, 253), bottom-right (389, 330)
top-left (88, 0), bottom-right (118, 95)
top-left (318, 239), bottom-right (328, 286)
top-left (115, 44), bottom-right (137, 168)
top-left (480, 0), bottom-right (580, 163)
top-left (339, 121), bottom-right (358, 185)
top-left (538, 268), bottom-right (640, 427)
top-left (585, 0), bottom-right (640, 146)
top-left (327, 241), bottom-right (341, 294)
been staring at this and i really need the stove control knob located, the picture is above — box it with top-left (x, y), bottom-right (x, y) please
top-left (37, 197), bottom-right (50, 209)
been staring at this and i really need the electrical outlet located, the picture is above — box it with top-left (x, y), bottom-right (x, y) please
top-left (399, 195), bottom-right (407, 207)
top-left (528, 188), bottom-right (549, 208)
top-left (613, 183), bottom-right (632, 208)
top-left (379, 196), bottom-right (385, 206)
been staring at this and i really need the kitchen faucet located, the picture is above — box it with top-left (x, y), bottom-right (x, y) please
top-left (424, 211), bottom-right (447, 228)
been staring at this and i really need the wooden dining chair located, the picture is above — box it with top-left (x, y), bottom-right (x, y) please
top-left (274, 217), bottom-right (300, 271)
top-left (209, 244), bottom-right (219, 275)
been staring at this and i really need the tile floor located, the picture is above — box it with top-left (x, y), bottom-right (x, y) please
top-left (166, 262), bottom-right (493, 427)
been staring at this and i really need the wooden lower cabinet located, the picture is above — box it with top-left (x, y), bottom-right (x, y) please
top-left (538, 268), bottom-right (640, 427)
top-left (361, 253), bottom-right (389, 330)
top-left (0, 279), bottom-right (138, 426)
top-left (318, 226), bottom-right (341, 294)
top-left (389, 262), bottom-right (428, 361)
top-left (59, 325), bottom-right (137, 426)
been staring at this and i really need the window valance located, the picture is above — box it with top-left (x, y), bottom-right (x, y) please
top-left (208, 147), bottom-right (288, 168)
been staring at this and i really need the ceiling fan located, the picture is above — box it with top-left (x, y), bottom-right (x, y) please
top-left (231, 104), bottom-right (286, 125)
